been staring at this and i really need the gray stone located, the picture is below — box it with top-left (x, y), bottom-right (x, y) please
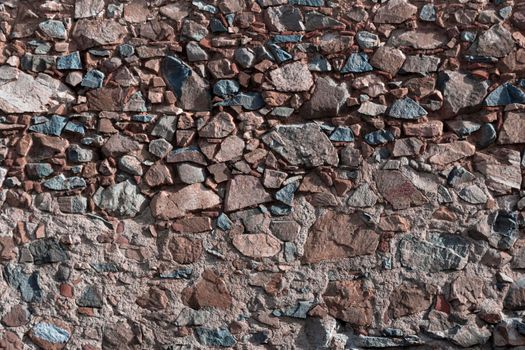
top-left (29, 115), bottom-right (67, 136)
top-left (262, 123), bottom-right (339, 167)
top-left (374, 0), bottom-right (417, 24)
top-left (356, 31), bottom-right (380, 49)
top-left (273, 300), bottom-right (314, 319)
top-left (269, 61), bottom-right (313, 92)
top-left (388, 97), bottom-right (427, 120)
top-left (93, 180), bottom-right (148, 217)
top-left (151, 115), bottom-right (177, 141)
top-left (75, 0), bottom-right (105, 18)
top-left (347, 184), bottom-right (378, 207)
top-left (265, 5), bottom-right (305, 32)
top-left (469, 24), bottom-right (515, 58)
top-left (81, 69), bottom-right (105, 88)
top-left (401, 55), bottom-right (440, 74)
top-left (358, 101), bottom-right (387, 116)
top-left (43, 174), bottom-right (86, 191)
top-left (29, 239), bottom-right (68, 265)
top-left (149, 138), bottom-right (173, 158)
top-left (195, 327), bottom-right (236, 347)
top-left (301, 77), bottom-right (349, 119)
top-left (399, 235), bottom-right (469, 272)
top-left (438, 70), bottom-right (488, 115)
top-left (68, 144), bottom-right (94, 162)
top-left (162, 55), bottom-right (211, 111)
top-left (458, 185), bottom-right (488, 204)
top-left (484, 83), bottom-right (525, 106)
top-left (39, 20), bottom-right (67, 39)
top-left (186, 41), bottom-right (209, 62)
top-left (364, 129), bottom-right (395, 145)
top-left (234, 47), bottom-right (256, 68)
top-left (420, 4), bottom-right (436, 21)
top-left (26, 163), bottom-right (54, 179)
top-left (32, 322), bottom-right (71, 344)
top-left (0, 67), bottom-right (75, 113)
top-left (213, 79), bottom-right (240, 98)
top-left (177, 163), bottom-right (206, 184)
top-left (77, 285), bottom-right (103, 308)
top-left (118, 155), bottom-right (143, 176)
top-left (340, 52), bottom-right (373, 73)
top-left (304, 11), bottom-right (343, 31)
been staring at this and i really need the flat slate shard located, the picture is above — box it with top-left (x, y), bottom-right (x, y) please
top-left (399, 235), bottom-right (469, 272)
top-left (262, 124), bottom-right (338, 167)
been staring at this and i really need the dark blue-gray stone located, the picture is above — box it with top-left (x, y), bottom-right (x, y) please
top-left (447, 166), bottom-right (475, 187)
top-left (29, 115), bottom-right (67, 136)
top-left (268, 43), bottom-right (292, 63)
top-left (81, 69), bottom-right (105, 88)
top-left (26, 163), bottom-right (54, 179)
top-left (446, 120), bottom-right (481, 137)
top-left (159, 267), bottom-right (193, 279)
top-left (484, 83), bottom-right (525, 106)
top-left (304, 11), bottom-right (344, 31)
top-left (4, 264), bottom-right (43, 302)
top-left (195, 327), bottom-right (236, 347)
top-left (271, 34), bottom-right (303, 43)
top-left (289, 0), bottom-right (324, 5)
top-left (270, 107), bottom-right (295, 118)
top-left (77, 285), bottom-right (104, 308)
top-left (217, 213), bottom-right (233, 231)
top-left (364, 129), bottom-right (395, 145)
top-left (215, 92), bottom-right (265, 110)
top-left (463, 55), bottom-right (498, 63)
top-left (388, 97), bottom-right (427, 119)
top-left (29, 239), bottom-right (68, 265)
top-left (460, 31), bottom-right (477, 42)
top-left (39, 20), bottom-right (66, 39)
top-left (68, 145), bottom-right (94, 162)
top-left (56, 51), bottom-right (82, 70)
top-left (162, 55), bottom-right (192, 98)
top-left (270, 204), bottom-right (292, 216)
top-left (193, 0), bottom-right (217, 13)
top-left (131, 114), bottom-right (154, 122)
top-left (32, 322), bottom-right (71, 344)
top-left (43, 174), bottom-right (86, 191)
top-left (308, 54), bottom-right (332, 71)
top-left (64, 121), bottom-right (86, 135)
top-left (272, 300), bottom-right (314, 319)
top-left (90, 262), bottom-right (119, 273)
top-left (88, 49), bottom-right (111, 57)
top-left (118, 44), bottom-right (135, 58)
top-left (340, 52), bottom-right (373, 73)
top-left (284, 242), bottom-right (296, 262)
top-left (329, 126), bottom-right (354, 142)
top-left (477, 123), bottom-right (496, 148)
top-left (420, 4), bottom-right (436, 21)
top-left (226, 14), bottom-right (235, 26)
top-left (210, 18), bottom-right (227, 33)
top-left (275, 181), bottom-right (299, 206)
top-left (493, 211), bottom-right (518, 250)
top-left (213, 79), bottom-right (240, 98)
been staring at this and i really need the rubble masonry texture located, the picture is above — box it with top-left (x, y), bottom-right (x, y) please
top-left (0, 0), bottom-right (525, 349)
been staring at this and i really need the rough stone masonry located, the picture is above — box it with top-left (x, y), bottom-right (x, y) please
top-left (0, 0), bottom-right (524, 349)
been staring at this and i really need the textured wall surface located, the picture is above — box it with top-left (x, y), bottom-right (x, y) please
top-left (0, 0), bottom-right (524, 349)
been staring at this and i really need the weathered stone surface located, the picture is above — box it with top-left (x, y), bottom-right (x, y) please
top-left (224, 175), bottom-right (272, 212)
top-left (388, 282), bottom-right (433, 318)
top-left (371, 46), bottom-right (406, 75)
top-left (301, 77), bottom-right (349, 119)
top-left (262, 124), bottom-right (338, 167)
top-left (93, 180), bottom-right (147, 217)
top-left (151, 184), bottom-right (221, 219)
top-left (233, 234), bottom-right (281, 258)
top-left (428, 141), bottom-right (476, 165)
top-left (375, 170), bottom-right (428, 210)
top-left (438, 70), bottom-right (488, 115)
top-left (0, 66), bottom-right (75, 113)
top-left (323, 279), bottom-right (374, 326)
top-left (182, 270), bottom-right (232, 310)
top-left (374, 0), bottom-right (417, 24)
top-left (269, 61), bottom-right (313, 92)
top-left (498, 111), bottom-right (525, 144)
top-left (399, 235), bottom-right (469, 272)
top-left (72, 19), bottom-right (127, 50)
top-left (303, 210), bottom-right (379, 263)
top-left (470, 24), bottom-right (515, 58)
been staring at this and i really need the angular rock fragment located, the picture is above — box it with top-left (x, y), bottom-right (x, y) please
top-left (233, 234), bottom-right (281, 258)
top-left (269, 61), bottom-right (313, 92)
top-left (469, 24), bottom-right (515, 58)
top-left (93, 180), bottom-right (147, 217)
top-left (224, 175), bottom-right (272, 212)
top-left (0, 66), bottom-right (75, 113)
top-left (301, 77), bottom-right (349, 119)
top-left (262, 124), bottom-right (338, 167)
top-left (303, 210), bottom-right (379, 263)
top-left (72, 19), bottom-right (127, 50)
top-left (150, 184), bottom-right (221, 219)
top-left (375, 170), bottom-right (428, 210)
top-left (498, 112), bottom-right (525, 144)
top-left (323, 279), bottom-right (374, 326)
top-left (374, 0), bottom-right (417, 24)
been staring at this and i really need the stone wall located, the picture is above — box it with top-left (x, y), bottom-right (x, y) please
top-left (0, 0), bottom-right (524, 349)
